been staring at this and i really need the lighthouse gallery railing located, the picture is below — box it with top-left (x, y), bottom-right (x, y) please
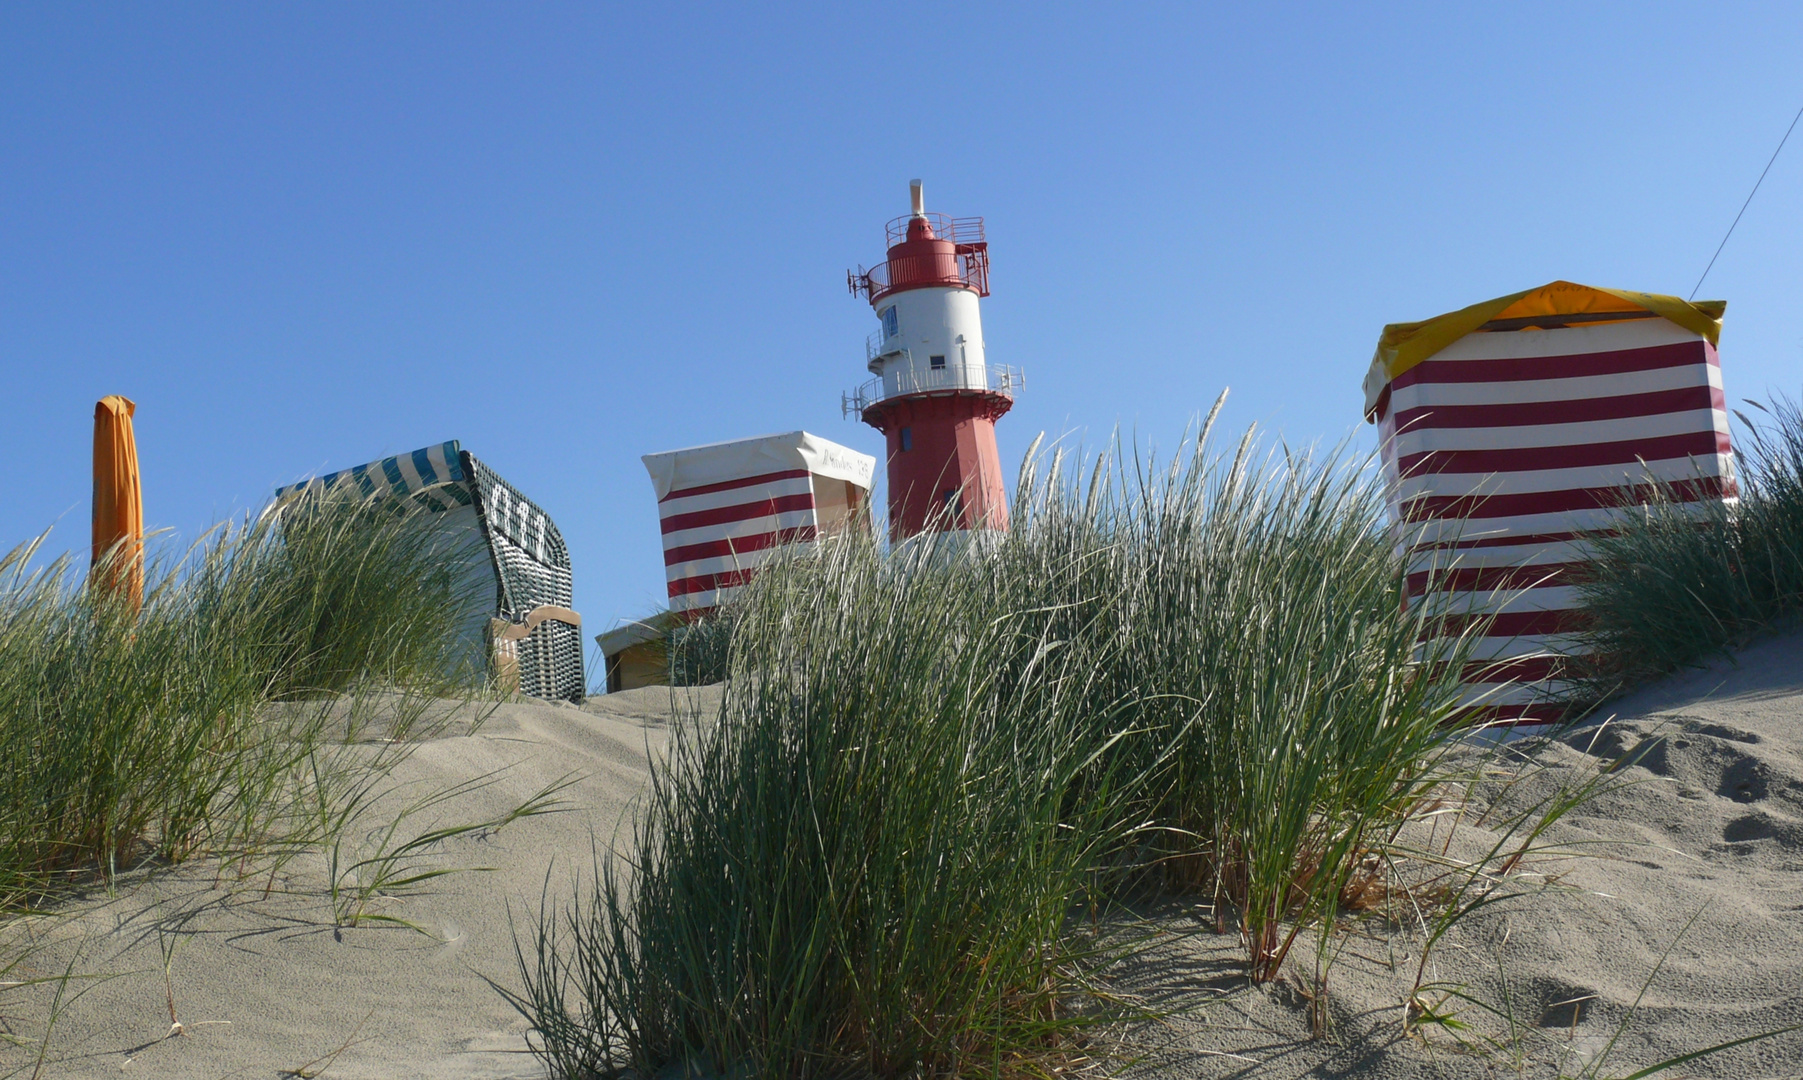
top-left (841, 365), bottom-right (1023, 418)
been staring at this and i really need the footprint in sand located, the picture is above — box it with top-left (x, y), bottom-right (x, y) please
top-left (1718, 756), bottom-right (1771, 804)
top-left (1722, 810), bottom-right (1803, 847)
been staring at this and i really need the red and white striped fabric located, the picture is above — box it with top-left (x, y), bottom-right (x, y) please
top-left (642, 431), bottom-right (877, 618)
top-left (657, 468), bottom-right (819, 614)
top-left (1369, 289), bottom-right (1734, 726)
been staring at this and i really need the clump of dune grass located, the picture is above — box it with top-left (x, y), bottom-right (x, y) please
top-left (510, 407), bottom-right (1498, 1076)
top-left (509, 528), bottom-right (1138, 1079)
top-left (0, 494), bottom-right (483, 906)
top-left (997, 421), bottom-right (1489, 988)
top-left (1576, 392), bottom-right (1803, 685)
top-left (666, 613), bottom-right (734, 687)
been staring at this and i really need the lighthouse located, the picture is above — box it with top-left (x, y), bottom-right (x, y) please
top-left (845, 180), bottom-right (1022, 541)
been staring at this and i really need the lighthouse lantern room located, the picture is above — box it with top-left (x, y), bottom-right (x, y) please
top-left (845, 181), bottom-right (1022, 540)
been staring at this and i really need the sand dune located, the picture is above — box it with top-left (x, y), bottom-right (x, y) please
top-left (4, 634), bottom-right (1800, 1079)
top-left (0, 686), bottom-right (719, 1080)
top-left (1126, 629), bottom-right (1803, 1078)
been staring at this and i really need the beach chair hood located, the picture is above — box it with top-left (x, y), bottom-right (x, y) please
top-left (1363, 281), bottom-right (1726, 422)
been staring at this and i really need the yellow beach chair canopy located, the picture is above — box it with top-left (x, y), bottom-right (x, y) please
top-left (1362, 281), bottom-right (1726, 421)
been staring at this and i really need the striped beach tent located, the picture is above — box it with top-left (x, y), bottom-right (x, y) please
top-left (273, 441), bottom-right (585, 702)
top-left (1362, 281), bottom-right (1734, 725)
top-left (641, 431), bottom-right (876, 618)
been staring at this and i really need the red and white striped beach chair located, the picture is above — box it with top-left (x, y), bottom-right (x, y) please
top-left (641, 431), bottom-right (877, 619)
top-left (1362, 281), bottom-right (1734, 726)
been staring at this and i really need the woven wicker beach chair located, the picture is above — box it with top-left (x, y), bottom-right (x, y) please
top-left (273, 441), bottom-right (584, 702)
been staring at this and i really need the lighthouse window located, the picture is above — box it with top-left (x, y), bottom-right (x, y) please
top-left (900, 427), bottom-right (912, 452)
top-left (881, 306), bottom-right (898, 339)
top-left (929, 354), bottom-right (946, 370)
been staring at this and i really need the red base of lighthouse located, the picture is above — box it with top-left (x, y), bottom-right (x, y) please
top-left (863, 390), bottom-right (1012, 541)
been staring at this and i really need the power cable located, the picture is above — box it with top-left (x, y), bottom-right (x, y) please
top-left (1691, 99), bottom-right (1803, 300)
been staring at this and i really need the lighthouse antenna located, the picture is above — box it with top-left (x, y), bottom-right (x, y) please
top-left (909, 179), bottom-right (925, 218)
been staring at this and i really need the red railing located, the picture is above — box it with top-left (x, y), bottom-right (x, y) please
top-left (847, 214), bottom-right (991, 302)
top-left (848, 245), bottom-right (990, 302)
top-left (883, 213), bottom-right (985, 248)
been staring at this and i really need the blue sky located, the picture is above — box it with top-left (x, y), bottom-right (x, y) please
top-left (5, 3), bottom-right (1801, 668)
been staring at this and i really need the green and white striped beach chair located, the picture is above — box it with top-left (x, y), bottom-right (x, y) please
top-left (273, 441), bottom-right (584, 702)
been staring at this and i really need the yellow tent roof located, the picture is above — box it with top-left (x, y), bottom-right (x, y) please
top-left (1362, 281), bottom-right (1725, 420)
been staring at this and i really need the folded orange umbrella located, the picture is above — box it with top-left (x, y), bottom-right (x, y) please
top-left (92, 395), bottom-right (143, 614)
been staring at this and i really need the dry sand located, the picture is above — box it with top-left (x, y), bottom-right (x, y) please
top-left (1122, 630), bottom-right (1803, 1078)
top-left (2, 634), bottom-right (1799, 1079)
top-left (0, 685), bottom-right (721, 1080)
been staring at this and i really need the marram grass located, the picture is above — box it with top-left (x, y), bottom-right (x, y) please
top-left (511, 414), bottom-right (1494, 1079)
top-left (1577, 392), bottom-right (1803, 686)
top-left (0, 495), bottom-right (483, 906)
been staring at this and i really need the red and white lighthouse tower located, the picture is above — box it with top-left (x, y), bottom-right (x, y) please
top-left (845, 181), bottom-right (1021, 541)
